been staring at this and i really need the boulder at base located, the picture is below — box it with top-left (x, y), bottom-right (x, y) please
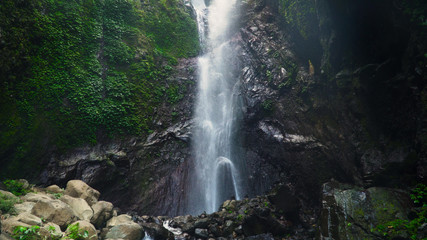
top-left (66, 221), bottom-right (98, 240)
top-left (104, 222), bottom-right (143, 240)
top-left (60, 195), bottom-right (93, 221)
top-left (91, 201), bottom-right (114, 228)
top-left (31, 199), bottom-right (77, 230)
top-left (64, 180), bottom-right (100, 206)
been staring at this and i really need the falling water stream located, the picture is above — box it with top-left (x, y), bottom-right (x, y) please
top-left (187, 0), bottom-right (245, 214)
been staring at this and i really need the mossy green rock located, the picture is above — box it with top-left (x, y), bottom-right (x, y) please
top-left (319, 182), bottom-right (412, 240)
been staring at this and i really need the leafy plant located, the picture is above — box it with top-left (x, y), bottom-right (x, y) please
top-left (12, 223), bottom-right (92, 240)
top-left (141, 0), bottom-right (200, 58)
top-left (0, 192), bottom-right (17, 214)
top-left (47, 226), bottom-right (63, 240)
top-left (166, 85), bottom-right (184, 104)
top-left (46, 189), bottom-right (64, 199)
top-left (278, 0), bottom-right (317, 40)
top-left (0, 0), bottom-right (199, 179)
top-left (266, 70), bottom-right (272, 81)
top-left (52, 193), bottom-right (63, 199)
top-left (402, 0), bottom-right (427, 26)
top-left (3, 180), bottom-right (30, 196)
top-left (12, 226), bottom-right (41, 240)
top-left (410, 184), bottom-right (426, 204)
top-left (66, 223), bottom-right (89, 240)
top-left (261, 100), bottom-right (274, 113)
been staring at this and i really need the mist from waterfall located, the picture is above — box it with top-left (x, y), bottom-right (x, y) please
top-left (186, 0), bottom-right (245, 214)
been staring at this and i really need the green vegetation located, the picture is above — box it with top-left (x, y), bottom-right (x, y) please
top-left (141, 0), bottom-right (200, 58)
top-left (166, 84), bottom-right (185, 104)
top-left (278, 0), bottom-right (317, 40)
top-left (3, 180), bottom-right (31, 196)
top-left (402, 0), bottom-right (427, 26)
top-left (372, 184), bottom-right (426, 239)
top-left (0, 0), bottom-right (199, 178)
top-left (51, 192), bottom-right (63, 199)
top-left (266, 70), bottom-right (272, 81)
top-left (66, 223), bottom-right (91, 240)
top-left (12, 226), bottom-right (41, 240)
top-left (12, 223), bottom-right (92, 240)
top-left (0, 192), bottom-right (17, 214)
top-left (278, 59), bottom-right (298, 89)
top-left (261, 99), bottom-right (274, 114)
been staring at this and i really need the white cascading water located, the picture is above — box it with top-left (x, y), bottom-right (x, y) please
top-left (187, 0), bottom-right (245, 214)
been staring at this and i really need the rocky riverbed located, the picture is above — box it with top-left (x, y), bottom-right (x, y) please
top-left (1, 179), bottom-right (422, 240)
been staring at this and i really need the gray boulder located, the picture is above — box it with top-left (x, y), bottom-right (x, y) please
top-left (104, 222), bottom-right (143, 240)
top-left (64, 180), bottom-right (100, 206)
top-left (0, 234), bottom-right (12, 240)
top-left (14, 212), bottom-right (43, 226)
top-left (31, 199), bottom-right (77, 229)
top-left (91, 201), bottom-right (114, 228)
top-left (0, 218), bottom-right (30, 236)
top-left (194, 228), bottom-right (209, 238)
top-left (0, 191), bottom-right (18, 202)
top-left (45, 185), bottom-right (63, 194)
top-left (14, 202), bottom-right (35, 215)
top-left (106, 214), bottom-right (133, 228)
top-left (60, 195), bottom-right (93, 221)
top-left (21, 192), bottom-right (53, 203)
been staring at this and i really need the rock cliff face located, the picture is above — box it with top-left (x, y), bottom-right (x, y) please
top-left (239, 0), bottom-right (425, 191)
top-left (236, 0), bottom-right (426, 231)
top-left (40, 58), bottom-right (198, 216)
top-left (40, 0), bottom-right (425, 234)
top-left (234, 0), bottom-right (426, 237)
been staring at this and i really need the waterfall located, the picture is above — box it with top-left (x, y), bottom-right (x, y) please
top-left (187, 0), bottom-right (245, 214)
top-left (142, 231), bottom-right (154, 240)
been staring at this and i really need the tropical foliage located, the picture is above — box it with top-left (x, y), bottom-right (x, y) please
top-left (0, 0), bottom-right (199, 178)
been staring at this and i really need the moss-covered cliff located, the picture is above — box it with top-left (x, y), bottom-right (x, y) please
top-left (0, 0), bottom-right (199, 178)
